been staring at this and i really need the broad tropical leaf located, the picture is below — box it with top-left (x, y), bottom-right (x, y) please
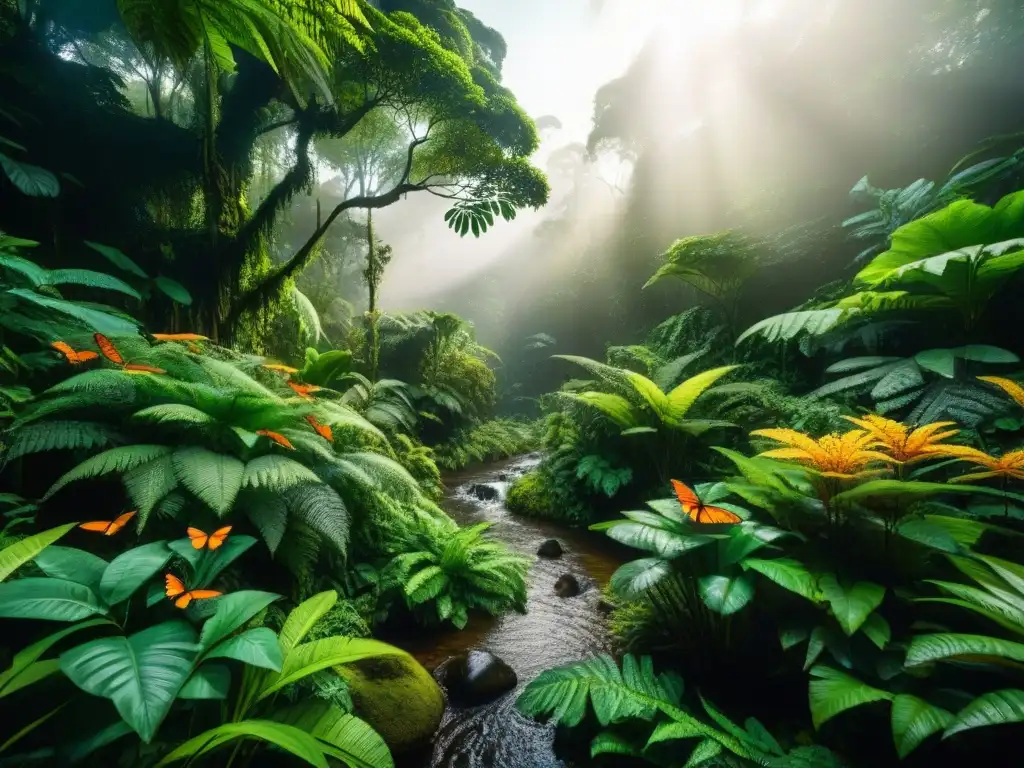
top-left (0, 523), bottom-right (77, 582)
top-left (944, 689), bottom-right (1024, 737)
top-left (154, 720), bottom-right (328, 767)
top-left (890, 694), bottom-right (952, 758)
top-left (273, 702), bottom-right (394, 768)
top-left (819, 575), bottom-right (885, 636)
top-left (808, 666), bottom-right (893, 729)
top-left (99, 542), bottom-right (173, 606)
top-left (0, 578), bottom-right (108, 621)
top-left (60, 620), bottom-right (199, 741)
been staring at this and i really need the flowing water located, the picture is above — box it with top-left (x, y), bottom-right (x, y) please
top-left (395, 455), bottom-right (628, 767)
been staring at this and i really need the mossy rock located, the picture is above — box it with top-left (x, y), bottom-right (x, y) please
top-left (334, 653), bottom-right (444, 755)
top-left (506, 470), bottom-right (557, 517)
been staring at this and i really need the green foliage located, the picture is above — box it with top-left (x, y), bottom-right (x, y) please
top-left (433, 418), bottom-right (538, 471)
top-left (380, 513), bottom-right (529, 628)
top-left (517, 654), bottom-right (836, 765)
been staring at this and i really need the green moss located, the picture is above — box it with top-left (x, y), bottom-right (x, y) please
top-left (506, 470), bottom-right (558, 518)
top-left (334, 653), bottom-right (444, 755)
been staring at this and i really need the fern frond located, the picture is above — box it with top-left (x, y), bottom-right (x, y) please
top-left (243, 455), bottom-right (321, 491)
top-left (285, 482), bottom-right (349, 555)
top-left (44, 445), bottom-right (173, 499)
top-left (4, 421), bottom-right (123, 461)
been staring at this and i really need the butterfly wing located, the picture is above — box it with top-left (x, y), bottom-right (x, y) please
top-left (188, 590), bottom-right (223, 601)
top-left (105, 511), bottom-right (136, 535)
top-left (696, 505), bottom-right (742, 524)
top-left (263, 363), bottom-right (299, 374)
top-left (306, 415), bottom-right (333, 441)
top-left (94, 333), bottom-right (124, 364)
top-left (165, 574), bottom-right (186, 599)
top-left (51, 341), bottom-right (76, 361)
top-left (187, 527), bottom-right (209, 550)
top-left (151, 333), bottom-right (209, 342)
top-left (75, 351), bottom-right (99, 363)
top-left (207, 526), bottom-right (232, 550)
top-left (174, 593), bottom-right (193, 609)
top-left (80, 520), bottom-right (114, 533)
top-left (124, 364), bottom-right (166, 374)
top-left (671, 479), bottom-right (704, 521)
top-left (257, 430), bottom-right (295, 450)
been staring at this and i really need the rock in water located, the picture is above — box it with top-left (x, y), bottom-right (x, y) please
top-left (554, 574), bottom-right (581, 597)
top-left (537, 539), bottom-right (563, 558)
top-left (468, 483), bottom-right (499, 501)
top-left (434, 650), bottom-right (518, 706)
top-left (335, 654), bottom-right (445, 755)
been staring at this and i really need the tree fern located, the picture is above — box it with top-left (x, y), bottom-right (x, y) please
top-left (242, 490), bottom-right (289, 554)
top-left (243, 455), bottom-right (321, 492)
top-left (172, 447), bottom-right (245, 516)
top-left (284, 483), bottom-right (349, 555)
top-left (131, 404), bottom-right (217, 427)
top-left (123, 454), bottom-right (178, 524)
top-left (4, 421), bottom-right (123, 461)
top-left (44, 445), bottom-right (173, 499)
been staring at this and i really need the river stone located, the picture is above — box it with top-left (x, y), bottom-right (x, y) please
top-left (434, 650), bottom-right (518, 706)
top-left (537, 539), bottom-right (563, 558)
top-left (334, 654), bottom-right (444, 755)
top-left (468, 483), bottom-right (499, 501)
top-left (554, 573), bottom-right (581, 597)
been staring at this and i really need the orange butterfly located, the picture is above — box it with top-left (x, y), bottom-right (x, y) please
top-left (263, 363), bottom-right (299, 375)
top-left (151, 333), bottom-right (209, 342)
top-left (94, 333), bottom-right (125, 365)
top-left (165, 573), bottom-right (222, 609)
top-left (306, 415), bottom-right (333, 442)
top-left (287, 381), bottom-right (320, 399)
top-left (51, 341), bottom-right (99, 365)
top-left (79, 511), bottom-right (136, 535)
top-left (187, 525), bottom-right (232, 550)
top-left (257, 429), bottom-right (295, 450)
top-left (93, 333), bottom-right (166, 374)
top-left (671, 480), bottom-right (742, 524)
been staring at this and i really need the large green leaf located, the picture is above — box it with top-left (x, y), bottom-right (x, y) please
top-left (178, 663), bottom-right (230, 700)
top-left (699, 574), bottom-right (755, 616)
top-left (0, 152), bottom-right (60, 196)
top-left (666, 365), bottom-right (738, 419)
top-left (0, 619), bottom-right (109, 697)
top-left (258, 637), bottom-right (408, 699)
top-left (945, 689), bottom-right (1024, 737)
top-left (279, 591), bottom-right (337, 654)
top-left (742, 559), bottom-right (823, 603)
top-left (891, 694), bottom-right (952, 758)
top-left (205, 628), bottom-right (283, 671)
top-left (819, 575), bottom-right (885, 636)
top-left (737, 309), bottom-right (852, 344)
top-left (609, 558), bottom-right (675, 599)
top-left (172, 447), bottom-right (244, 516)
top-left (154, 276), bottom-right (192, 306)
top-left (273, 702), bottom-right (394, 768)
top-left (60, 620), bottom-right (199, 742)
top-left (605, 522), bottom-right (714, 559)
top-left (0, 523), bottom-right (77, 582)
top-left (905, 633), bottom-right (1024, 666)
top-left (154, 720), bottom-right (328, 767)
top-left (8, 288), bottom-right (139, 334)
top-left (34, 546), bottom-right (109, 594)
top-left (99, 542), bottom-right (172, 606)
top-left (0, 578), bottom-right (108, 621)
top-left (200, 590), bottom-right (281, 648)
top-left (84, 241), bottom-right (149, 278)
top-left (808, 666), bottom-right (893, 729)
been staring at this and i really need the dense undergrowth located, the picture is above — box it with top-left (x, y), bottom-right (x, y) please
top-left (508, 140), bottom-right (1024, 765)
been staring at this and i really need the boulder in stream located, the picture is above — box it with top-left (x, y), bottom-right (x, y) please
top-left (434, 650), bottom-right (518, 706)
top-left (468, 483), bottom-right (499, 501)
top-left (554, 573), bottom-right (581, 597)
top-left (335, 654), bottom-right (444, 755)
top-left (537, 539), bottom-right (563, 558)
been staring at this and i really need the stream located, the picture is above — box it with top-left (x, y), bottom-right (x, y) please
top-left (393, 455), bottom-right (628, 767)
